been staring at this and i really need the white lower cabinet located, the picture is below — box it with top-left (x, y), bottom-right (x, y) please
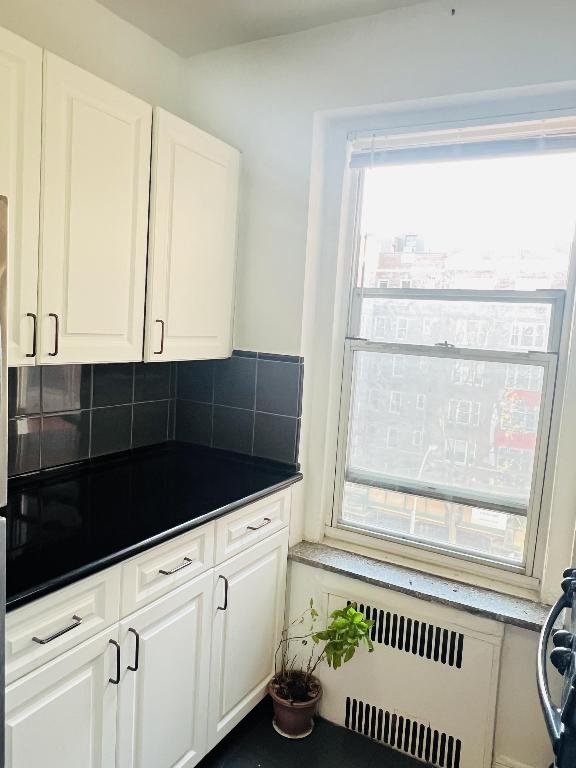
top-left (116, 572), bottom-right (212, 768)
top-left (208, 530), bottom-right (289, 748)
top-left (4, 490), bottom-right (292, 768)
top-left (5, 627), bottom-right (120, 768)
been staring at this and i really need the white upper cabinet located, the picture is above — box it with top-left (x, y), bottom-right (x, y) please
top-left (144, 108), bottom-right (240, 362)
top-left (39, 53), bottom-right (152, 364)
top-left (0, 27), bottom-right (42, 366)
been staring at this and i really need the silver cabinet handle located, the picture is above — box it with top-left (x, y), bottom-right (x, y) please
top-left (247, 517), bottom-right (272, 531)
top-left (154, 319), bottom-right (165, 355)
top-left (48, 313), bottom-right (59, 356)
top-left (26, 313), bottom-right (37, 358)
top-left (32, 615), bottom-right (82, 644)
top-left (159, 556), bottom-right (194, 575)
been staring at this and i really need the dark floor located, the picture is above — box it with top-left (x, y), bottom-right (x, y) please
top-left (198, 698), bottom-right (424, 768)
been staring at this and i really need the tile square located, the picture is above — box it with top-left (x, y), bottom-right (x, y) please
top-left (253, 413), bottom-right (298, 464)
top-left (42, 365), bottom-right (91, 413)
top-left (8, 417), bottom-right (41, 476)
top-left (256, 359), bottom-right (301, 417)
top-left (92, 363), bottom-right (133, 407)
top-left (132, 401), bottom-right (170, 448)
top-left (8, 366), bottom-right (41, 417)
top-left (212, 406), bottom-right (254, 455)
top-left (41, 411), bottom-right (90, 469)
top-left (91, 405), bottom-right (132, 457)
top-left (214, 356), bottom-right (256, 410)
top-left (175, 400), bottom-right (213, 446)
top-left (177, 360), bottom-right (214, 403)
top-left (134, 362), bottom-right (172, 402)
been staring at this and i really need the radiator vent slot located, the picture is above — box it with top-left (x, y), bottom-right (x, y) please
top-left (345, 697), bottom-right (462, 768)
top-left (349, 601), bottom-right (464, 668)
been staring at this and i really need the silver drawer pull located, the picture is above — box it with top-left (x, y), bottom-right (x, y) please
top-left (32, 615), bottom-right (82, 645)
top-left (159, 556), bottom-right (195, 575)
top-left (246, 517), bottom-right (272, 531)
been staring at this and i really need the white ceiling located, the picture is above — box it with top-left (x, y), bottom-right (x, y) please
top-left (96, 0), bottom-right (428, 57)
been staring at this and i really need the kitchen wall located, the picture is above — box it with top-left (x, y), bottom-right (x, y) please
top-left (0, 0), bottom-right (190, 118)
top-left (8, 363), bottom-right (176, 476)
top-left (185, 0), bottom-right (576, 356)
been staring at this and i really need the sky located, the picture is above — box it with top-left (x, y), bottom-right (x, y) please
top-left (361, 152), bottom-right (576, 280)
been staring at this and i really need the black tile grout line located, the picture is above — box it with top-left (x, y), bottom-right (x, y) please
top-left (130, 361), bottom-right (136, 450)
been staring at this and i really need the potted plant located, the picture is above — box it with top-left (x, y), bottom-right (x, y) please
top-left (268, 599), bottom-right (374, 738)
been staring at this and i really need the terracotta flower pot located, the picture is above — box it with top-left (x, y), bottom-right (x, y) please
top-left (268, 675), bottom-right (322, 739)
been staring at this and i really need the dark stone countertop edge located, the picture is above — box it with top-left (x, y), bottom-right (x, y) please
top-left (288, 541), bottom-right (550, 632)
top-left (7, 472), bottom-right (303, 612)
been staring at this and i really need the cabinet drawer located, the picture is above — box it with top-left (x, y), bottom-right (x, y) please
top-left (215, 489), bottom-right (290, 565)
top-left (6, 566), bottom-right (121, 685)
top-left (120, 523), bottom-right (214, 616)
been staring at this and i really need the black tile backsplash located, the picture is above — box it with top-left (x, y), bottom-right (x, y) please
top-left (42, 365), bottom-right (91, 413)
top-left (213, 405), bottom-right (254, 455)
top-left (41, 411), bottom-right (91, 469)
top-left (93, 363), bottom-right (134, 407)
top-left (8, 362), bottom-right (176, 476)
top-left (8, 367), bottom-right (41, 418)
top-left (132, 401), bottom-right (170, 447)
top-left (8, 351), bottom-right (303, 475)
top-left (91, 405), bottom-right (132, 458)
top-left (214, 356), bottom-right (257, 410)
top-left (176, 350), bottom-right (303, 465)
top-left (134, 362), bottom-right (171, 403)
top-left (8, 417), bottom-right (41, 476)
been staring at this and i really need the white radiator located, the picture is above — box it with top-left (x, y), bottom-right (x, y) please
top-left (309, 582), bottom-right (503, 768)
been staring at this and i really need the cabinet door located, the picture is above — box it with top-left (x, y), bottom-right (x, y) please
top-left (39, 53), bottom-right (151, 364)
top-left (0, 27), bottom-right (42, 366)
top-left (117, 572), bottom-right (212, 768)
top-left (5, 627), bottom-right (119, 768)
top-left (209, 529), bottom-right (288, 748)
top-left (144, 107), bottom-right (240, 362)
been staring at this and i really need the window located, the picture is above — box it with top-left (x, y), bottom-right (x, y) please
top-left (392, 355), bottom-right (405, 377)
top-left (448, 399), bottom-right (481, 427)
top-left (396, 318), bottom-right (408, 341)
top-left (510, 323), bottom-right (546, 350)
top-left (334, 118), bottom-right (575, 570)
top-left (451, 439), bottom-right (471, 465)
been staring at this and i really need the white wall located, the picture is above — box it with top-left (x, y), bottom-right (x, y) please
top-left (0, 0), bottom-right (190, 117)
top-left (186, 0), bottom-right (576, 355)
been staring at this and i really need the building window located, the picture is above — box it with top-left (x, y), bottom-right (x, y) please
top-left (392, 355), bottom-right (405, 377)
top-left (396, 318), bottom-right (408, 341)
top-left (335, 118), bottom-right (574, 570)
top-left (389, 391), bottom-right (402, 414)
top-left (448, 399), bottom-right (481, 427)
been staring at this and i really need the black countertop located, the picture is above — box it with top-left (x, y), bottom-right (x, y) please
top-left (4, 442), bottom-right (302, 611)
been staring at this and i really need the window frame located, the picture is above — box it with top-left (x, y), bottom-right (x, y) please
top-left (331, 163), bottom-right (565, 575)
